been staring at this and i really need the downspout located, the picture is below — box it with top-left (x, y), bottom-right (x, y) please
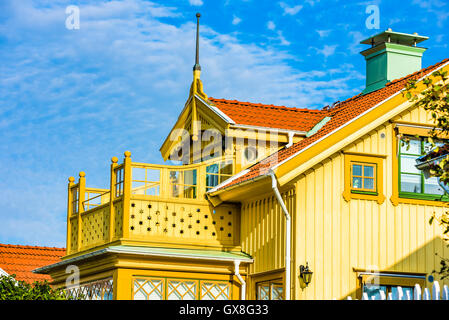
top-left (286, 131), bottom-right (295, 148)
top-left (269, 170), bottom-right (291, 300)
top-left (234, 260), bottom-right (246, 300)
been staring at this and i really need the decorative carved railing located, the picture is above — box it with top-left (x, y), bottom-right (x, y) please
top-left (66, 152), bottom-right (238, 256)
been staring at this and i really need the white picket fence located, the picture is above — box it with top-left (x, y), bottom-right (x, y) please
top-left (346, 281), bottom-right (449, 300)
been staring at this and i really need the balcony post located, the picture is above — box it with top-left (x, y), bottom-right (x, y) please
top-left (66, 176), bottom-right (75, 255)
top-left (77, 171), bottom-right (86, 252)
top-left (122, 151), bottom-right (132, 239)
top-left (109, 157), bottom-right (118, 242)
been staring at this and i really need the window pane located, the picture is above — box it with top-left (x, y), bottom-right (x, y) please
top-left (423, 139), bottom-right (444, 154)
top-left (219, 175), bottom-right (231, 184)
top-left (220, 162), bottom-right (233, 175)
top-left (424, 177), bottom-right (445, 195)
top-left (352, 177), bottom-right (363, 189)
top-left (400, 174), bottom-right (422, 193)
top-left (132, 181), bottom-right (146, 195)
top-left (206, 164), bottom-right (219, 174)
top-left (363, 285), bottom-right (387, 300)
top-left (352, 164), bottom-right (362, 176)
top-left (132, 167), bottom-right (146, 181)
top-left (184, 170), bottom-right (197, 185)
top-left (400, 155), bottom-right (420, 174)
top-left (364, 178), bottom-right (375, 190)
top-left (391, 286), bottom-right (413, 300)
top-left (206, 174), bottom-right (219, 187)
top-left (364, 165), bottom-right (374, 178)
top-left (147, 169), bottom-right (160, 182)
top-left (400, 139), bottom-right (421, 155)
top-left (257, 285), bottom-right (270, 300)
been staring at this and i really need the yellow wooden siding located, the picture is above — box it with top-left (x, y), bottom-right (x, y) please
top-left (241, 189), bottom-right (295, 275)
top-left (293, 104), bottom-right (449, 300)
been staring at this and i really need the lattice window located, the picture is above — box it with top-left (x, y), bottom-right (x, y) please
top-left (132, 277), bottom-right (232, 301)
top-left (257, 285), bottom-right (270, 300)
top-left (167, 279), bottom-right (198, 300)
top-left (271, 284), bottom-right (283, 300)
top-left (66, 278), bottom-right (113, 300)
top-left (115, 167), bottom-right (124, 197)
top-left (200, 281), bottom-right (231, 300)
top-left (133, 278), bottom-right (164, 300)
top-left (256, 280), bottom-right (283, 300)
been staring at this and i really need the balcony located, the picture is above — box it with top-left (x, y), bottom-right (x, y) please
top-left (66, 152), bottom-right (240, 256)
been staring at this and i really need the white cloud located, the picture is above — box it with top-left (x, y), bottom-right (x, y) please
top-left (189, 0), bottom-right (204, 6)
top-left (0, 0), bottom-right (363, 246)
top-left (277, 31), bottom-right (291, 46)
top-left (267, 20), bottom-right (276, 30)
top-left (316, 29), bottom-right (331, 38)
top-left (313, 44), bottom-right (338, 58)
top-left (232, 15), bottom-right (242, 25)
top-left (279, 2), bottom-right (303, 15)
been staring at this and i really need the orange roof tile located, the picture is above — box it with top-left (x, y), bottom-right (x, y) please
top-left (216, 58), bottom-right (449, 191)
top-left (0, 244), bottom-right (65, 283)
top-left (208, 98), bottom-right (328, 132)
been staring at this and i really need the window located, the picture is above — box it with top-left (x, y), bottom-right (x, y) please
top-left (66, 278), bottom-right (113, 300)
top-left (115, 167), bottom-right (124, 198)
top-left (71, 187), bottom-right (79, 214)
top-left (256, 280), bottom-right (283, 300)
top-left (131, 167), bottom-right (160, 196)
top-left (206, 161), bottom-right (233, 191)
top-left (356, 271), bottom-right (426, 300)
top-left (351, 162), bottom-right (376, 193)
top-left (399, 136), bottom-right (447, 201)
top-left (343, 153), bottom-right (385, 204)
top-left (169, 169), bottom-right (197, 199)
top-left (133, 277), bottom-right (232, 300)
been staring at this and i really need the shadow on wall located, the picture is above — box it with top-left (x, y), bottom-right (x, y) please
top-left (342, 236), bottom-right (449, 300)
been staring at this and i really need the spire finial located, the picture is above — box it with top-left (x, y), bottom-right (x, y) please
top-left (193, 13), bottom-right (201, 72)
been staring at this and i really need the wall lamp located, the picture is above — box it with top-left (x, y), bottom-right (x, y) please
top-left (300, 263), bottom-right (313, 287)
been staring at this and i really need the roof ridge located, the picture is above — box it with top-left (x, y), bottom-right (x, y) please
top-left (213, 57), bottom-right (449, 192)
top-left (0, 243), bottom-right (65, 251)
top-left (209, 97), bottom-right (323, 113)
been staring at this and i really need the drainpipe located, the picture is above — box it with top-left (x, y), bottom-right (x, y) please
top-left (286, 131), bottom-right (295, 148)
top-left (269, 170), bottom-right (291, 300)
top-left (234, 260), bottom-right (246, 300)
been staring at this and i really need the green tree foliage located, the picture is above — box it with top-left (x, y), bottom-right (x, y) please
top-left (405, 69), bottom-right (449, 279)
top-left (0, 274), bottom-right (68, 300)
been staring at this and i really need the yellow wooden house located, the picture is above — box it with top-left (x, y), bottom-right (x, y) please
top-left (35, 21), bottom-right (449, 300)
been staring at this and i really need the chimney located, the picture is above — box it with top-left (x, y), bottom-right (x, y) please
top-left (360, 29), bottom-right (428, 94)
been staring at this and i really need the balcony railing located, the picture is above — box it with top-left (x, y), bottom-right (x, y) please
top-left (66, 152), bottom-right (239, 256)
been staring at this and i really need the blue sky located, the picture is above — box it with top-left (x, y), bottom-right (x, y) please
top-left (0, 0), bottom-right (448, 247)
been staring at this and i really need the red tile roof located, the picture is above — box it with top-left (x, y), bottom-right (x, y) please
top-left (0, 244), bottom-right (65, 283)
top-left (208, 98), bottom-right (328, 132)
top-left (215, 58), bottom-right (449, 191)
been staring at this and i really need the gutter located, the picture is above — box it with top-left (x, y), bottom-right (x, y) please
top-left (269, 170), bottom-right (291, 300)
top-left (234, 260), bottom-right (246, 300)
top-left (33, 246), bottom-right (253, 274)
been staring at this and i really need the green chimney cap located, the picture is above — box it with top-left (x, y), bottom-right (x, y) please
top-left (360, 29), bottom-right (428, 47)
